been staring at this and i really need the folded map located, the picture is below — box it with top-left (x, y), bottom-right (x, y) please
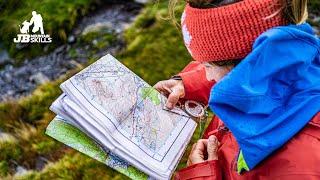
top-left (46, 54), bottom-right (197, 179)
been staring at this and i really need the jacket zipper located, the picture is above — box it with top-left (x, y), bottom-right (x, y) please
top-left (207, 125), bottom-right (229, 137)
top-left (218, 126), bottom-right (229, 132)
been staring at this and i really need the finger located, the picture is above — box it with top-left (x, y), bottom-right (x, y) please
top-left (166, 88), bottom-right (182, 109)
top-left (189, 140), bottom-right (207, 164)
top-left (163, 86), bottom-right (173, 94)
top-left (154, 79), bottom-right (176, 90)
top-left (153, 81), bottom-right (165, 91)
top-left (207, 135), bottom-right (219, 160)
top-left (190, 143), bottom-right (196, 152)
top-left (193, 139), bottom-right (208, 152)
top-left (187, 158), bottom-right (192, 166)
top-left (154, 81), bottom-right (171, 96)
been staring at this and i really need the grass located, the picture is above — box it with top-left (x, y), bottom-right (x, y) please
top-left (0, 0), bottom-right (193, 178)
top-left (0, 0), bottom-right (98, 64)
top-left (0, 161), bottom-right (9, 177)
top-left (0, 0), bottom-right (319, 179)
top-left (14, 152), bottom-right (128, 180)
top-left (0, 133), bottom-right (21, 161)
top-left (118, 1), bottom-right (190, 85)
top-left (0, 80), bottom-right (62, 128)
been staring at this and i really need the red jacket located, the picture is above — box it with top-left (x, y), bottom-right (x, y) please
top-left (175, 61), bottom-right (320, 180)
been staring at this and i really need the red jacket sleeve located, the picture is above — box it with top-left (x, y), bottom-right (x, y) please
top-left (175, 160), bottom-right (221, 180)
top-left (178, 61), bottom-right (215, 105)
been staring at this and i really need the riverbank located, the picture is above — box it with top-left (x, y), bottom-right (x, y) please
top-left (0, 1), bottom-right (319, 102)
top-left (0, 0), bottom-right (96, 62)
top-left (0, 2), bottom-right (142, 102)
top-left (0, 1), bottom-right (193, 178)
top-left (0, 0), bottom-right (319, 179)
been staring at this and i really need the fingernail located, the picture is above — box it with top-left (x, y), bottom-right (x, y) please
top-left (167, 103), bottom-right (173, 109)
top-left (209, 135), bottom-right (216, 142)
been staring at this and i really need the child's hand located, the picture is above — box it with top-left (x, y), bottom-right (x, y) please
top-left (154, 79), bottom-right (185, 109)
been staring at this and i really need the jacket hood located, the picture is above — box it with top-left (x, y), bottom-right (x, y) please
top-left (209, 23), bottom-right (320, 173)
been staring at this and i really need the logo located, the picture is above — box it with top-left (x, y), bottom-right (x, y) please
top-left (13, 11), bottom-right (52, 43)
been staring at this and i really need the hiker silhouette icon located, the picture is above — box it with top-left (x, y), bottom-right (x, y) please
top-left (19, 20), bottom-right (32, 34)
top-left (30, 11), bottom-right (44, 34)
top-left (14, 10), bottom-right (52, 43)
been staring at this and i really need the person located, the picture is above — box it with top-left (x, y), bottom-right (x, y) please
top-left (19, 20), bottom-right (32, 34)
top-left (30, 11), bottom-right (44, 34)
top-left (154, 0), bottom-right (320, 179)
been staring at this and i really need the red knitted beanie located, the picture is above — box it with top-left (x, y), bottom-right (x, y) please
top-left (181, 0), bottom-right (287, 62)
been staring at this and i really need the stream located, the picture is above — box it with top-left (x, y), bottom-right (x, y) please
top-left (0, 2), bottom-right (319, 102)
top-left (0, 1), bottom-right (143, 102)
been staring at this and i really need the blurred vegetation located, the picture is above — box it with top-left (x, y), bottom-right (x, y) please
top-left (16, 152), bottom-right (127, 180)
top-left (119, 1), bottom-right (190, 85)
top-left (308, 0), bottom-right (320, 14)
top-left (69, 27), bottom-right (117, 59)
top-left (0, 0), bottom-right (319, 65)
top-left (0, 0), bottom-right (99, 64)
top-left (0, 0), bottom-right (319, 179)
top-left (0, 0), bottom-right (194, 178)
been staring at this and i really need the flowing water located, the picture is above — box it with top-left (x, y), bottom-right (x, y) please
top-left (0, 1), bottom-right (143, 102)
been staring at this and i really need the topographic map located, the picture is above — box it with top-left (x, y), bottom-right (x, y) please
top-left (46, 117), bottom-right (148, 180)
top-left (70, 55), bottom-right (189, 159)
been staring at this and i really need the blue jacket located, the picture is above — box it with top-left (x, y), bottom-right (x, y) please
top-left (209, 23), bottom-right (320, 173)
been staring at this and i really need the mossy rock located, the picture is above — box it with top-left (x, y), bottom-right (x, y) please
top-left (79, 30), bottom-right (117, 50)
top-left (119, 1), bottom-right (190, 85)
top-left (0, 0), bottom-right (200, 178)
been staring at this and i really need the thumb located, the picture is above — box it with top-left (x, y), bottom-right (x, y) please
top-left (166, 88), bottom-right (181, 109)
top-left (207, 135), bottom-right (219, 161)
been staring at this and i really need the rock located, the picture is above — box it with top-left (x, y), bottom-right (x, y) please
top-left (68, 35), bottom-right (76, 44)
top-left (74, 29), bottom-right (82, 36)
top-left (81, 22), bottom-right (113, 36)
top-left (313, 17), bottom-right (320, 23)
top-left (6, 90), bottom-right (15, 96)
top-left (54, 45), bottom-right (66, 54)
top-left (23, 59), bottom-right (29, 65)
top-left (44, 44), bottom-right (50, 52)
top-left (66, 45), bottom-right (71, 52)
top-left (92, 39), bottom-right (98, 45)
top-left (69, 60), bottom-right (82, 68)
top-left (0, 2), bottom-right (142, 102)
top-left (35, 156), bottom-right (49, 171)
top-left (4, 64), bottom-right (13, 71)
top-left (0, 50), bottom-right (10, 66)
top-left (135, 0), bottom-right (149, 4)
top-left (15, 165), bottom-right (28, 176)
top-left (29, 72), bottom-right (49, 85)
top-left (13, 66), bottom-right (30, 77)
top-left (0, 132), bottom-right (17, 143)
top-left (15, 43), bottom-right (28, 50)
top-left (3, 72), bottom-right (13, 83)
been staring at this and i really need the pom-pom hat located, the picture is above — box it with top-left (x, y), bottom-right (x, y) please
top-left (181, 0), bottom-right (287, 62)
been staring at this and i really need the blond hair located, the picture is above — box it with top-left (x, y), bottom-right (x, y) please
top-left (282, 0), bottom-right (308, 24)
